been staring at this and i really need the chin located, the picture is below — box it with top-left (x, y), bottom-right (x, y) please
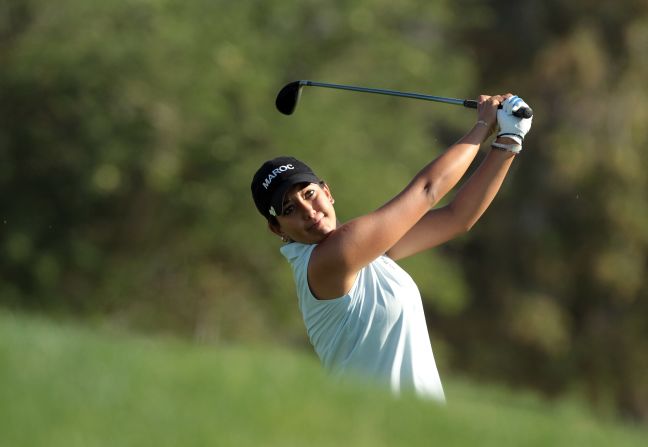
top-left (317, 228), bottom-right (335, 242)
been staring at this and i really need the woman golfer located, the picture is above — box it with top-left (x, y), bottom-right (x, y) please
top-left (251, 94), bottom-right (532, 401)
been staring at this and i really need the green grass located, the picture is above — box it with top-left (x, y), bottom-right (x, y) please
top-left (0, 310), bottom-right (645, 447)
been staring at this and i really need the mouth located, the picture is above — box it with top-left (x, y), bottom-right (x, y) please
top-left (307, 215), bottom-right (324, 232)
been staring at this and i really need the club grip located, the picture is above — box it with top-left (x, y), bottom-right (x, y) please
top-left (463, 99), bottom-right (533, 118)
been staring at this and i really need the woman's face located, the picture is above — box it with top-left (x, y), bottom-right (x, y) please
top-left (270, 182), bottom-right (337, 244)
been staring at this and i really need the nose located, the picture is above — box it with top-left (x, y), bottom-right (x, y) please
top-left (296, 199), bottom-right (316, 220)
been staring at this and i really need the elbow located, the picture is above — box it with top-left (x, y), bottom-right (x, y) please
top-left (448, 203), bottom-right (481, 234)
top-left (423, 180), bottom-right (442, 208)
top-left (462, 219), bottom-right (478, 233)
top-left (463, 211), bottom-right (487, 233)
top-left (451, 221), bottom-right (474, 237)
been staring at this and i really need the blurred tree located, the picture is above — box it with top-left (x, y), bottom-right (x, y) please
top-left (1, 0), bottom-right (647, 424)
top-left (0, 0), bottom-right (470, 339)
top-left (445, 0), bottom-right (648, 422)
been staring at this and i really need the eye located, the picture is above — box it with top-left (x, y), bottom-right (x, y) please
top-left (304, 189), bottom-right (315, 199)
top-left (282, 204), bottom-right (294, 216)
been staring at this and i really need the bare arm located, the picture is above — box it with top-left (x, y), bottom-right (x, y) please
top-left (308, 95), bottom-right (504, 299)
top-left (386, 140), bottom-right (516, 261)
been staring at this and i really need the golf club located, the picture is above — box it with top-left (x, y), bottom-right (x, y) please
top-left (276, 80), bottom-right (533, 118)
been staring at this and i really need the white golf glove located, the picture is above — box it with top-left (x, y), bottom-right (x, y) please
top-left (496, 96), bottom-right (533, 145)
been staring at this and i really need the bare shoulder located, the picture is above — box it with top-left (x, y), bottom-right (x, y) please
top-left (306, 184), bottom-right (431, 299)
top-left (307, 225), bottom-right (361, 300)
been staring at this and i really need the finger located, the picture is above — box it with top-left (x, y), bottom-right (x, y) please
top-left (478, 94), bottom-right (491, 104)
top-left (495, 93), bottom-right (510, 110)
top-left (489, 95), bottom-right (504, 106)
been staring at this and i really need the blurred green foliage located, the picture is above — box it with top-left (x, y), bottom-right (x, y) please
top-left (1, 0), bottom-right (647, 423)
top-left (2, 310), bottom-right (646, 446)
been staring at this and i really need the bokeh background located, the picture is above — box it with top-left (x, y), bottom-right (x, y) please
top-left (2, 0), bottom-right (647, 424)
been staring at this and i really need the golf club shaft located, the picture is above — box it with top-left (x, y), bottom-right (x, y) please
top-left (304, 80), bottom-right (465, 106)
top-left (300, 80), bottom-right (531, 118)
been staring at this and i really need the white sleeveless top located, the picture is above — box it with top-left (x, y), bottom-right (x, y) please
top-left (280, 242), bottom-right (445, 401)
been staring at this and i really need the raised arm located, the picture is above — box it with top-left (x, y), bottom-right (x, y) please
top-left (308, 95), bottom-right (504, 299)
top-left (386, 141), bottom-right (515, 260)
top-left (387, 96), bottom-right (534, 260)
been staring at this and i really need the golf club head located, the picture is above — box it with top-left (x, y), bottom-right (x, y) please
top-left (275, 81), bottom-right (303, 115)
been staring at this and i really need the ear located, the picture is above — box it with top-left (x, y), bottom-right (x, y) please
top-left (321, 182), bottom-right (334, 203)
top-left (267, 219), bottom-right (283, 238)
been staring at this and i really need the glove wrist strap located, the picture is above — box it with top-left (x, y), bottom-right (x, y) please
top-left (497, 133), bottom-right (524, 144)
top-left (491, 142), bottom-right (522, 154)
